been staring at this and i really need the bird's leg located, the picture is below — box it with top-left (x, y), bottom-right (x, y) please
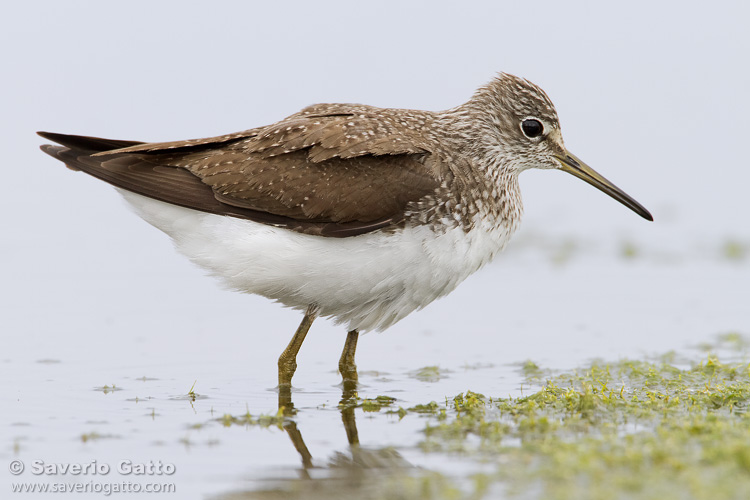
top-left (278, 304), bottom-right (319, 390)
top-left (338, 330), bottom-right (360, 446)
top-left (338, 329), bottom-right (359, 392)
top-left (337, 330), bottom-right (360, 445)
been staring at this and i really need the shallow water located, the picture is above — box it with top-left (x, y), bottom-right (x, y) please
top-left (2, 2), bottom-right (749, 497)
top-left (3, 231), bottom-right (748, 499)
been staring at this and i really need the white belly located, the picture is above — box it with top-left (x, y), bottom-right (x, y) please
top-left (118, 190), bottom-right (516, 332)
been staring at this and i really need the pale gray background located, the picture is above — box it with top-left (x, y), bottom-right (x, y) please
top-left (3, 0), bottom-right (749, 409)
top-left (2, 0), bottom-right (749, 400)
top-left (4, 1), bottom-right (748, 325)
top-left (2, 2), bottom-right (749, 498)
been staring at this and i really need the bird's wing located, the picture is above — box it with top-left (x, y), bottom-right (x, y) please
top-left (38, 104), bottom-right (445, 237)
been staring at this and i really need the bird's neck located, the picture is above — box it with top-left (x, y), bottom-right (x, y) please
top-left (430, 109), bottom-right (524, 236)
top-left (466, 162), bottom-right (524, 236)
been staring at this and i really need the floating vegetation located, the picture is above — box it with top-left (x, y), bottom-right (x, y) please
top-left (399, 351), bottom-right (750, 499)
top-left (518, 359), bottom-right (546, 379)
top-left (339, 395), bottom-right (398, 412)
top-left (695, 331), bottom-right (750, 354)
top-left (93, 384), bottom-right (122, 394)
top-left (80, 432), bottom-right (118, 443)
top-left (410, 365), bottom-right (449, 382)
top-left (620, 240), bottom-right (639, 259)
top-left (550, 238), bottom-right (579, 266)
top-left (187, 380), bottom-right (197, 402)
top-left (723, 239), bottom-right (748, 261)
top-left (214, 335), bottom-right (750, 500)
top-left (218, 408), bottom-right (286, 429)
top-left (169, 380), bottom-right (208, 401)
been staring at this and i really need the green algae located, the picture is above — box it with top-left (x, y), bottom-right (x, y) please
top-left (218, 408), bottom-right (286, 429)
top-left (550, 238), bottom-right (579, 266)
top-left (80, 432), bottom-right (118, 443)
top-left (407, 352), bottom-right (750, 499)
top-left (620, 240), bottom-right (639, 259)
top-left (359, 395), bottom-right (399, 413)
top-left (215, 335), bottom-right (750, 499)
top-left (723, 240), bottom-right (748, 261)
top-left (411, 366), bottom-right (450, 382)
top-left (338, 394), bottom-right (399, 412)
top-left (187, 380), bottom-right (198, 402)
top-left (94, 384), bottom-right (122, 394)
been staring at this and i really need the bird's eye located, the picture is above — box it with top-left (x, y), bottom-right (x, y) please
top-left (521, 119), bottom-right (544, 138)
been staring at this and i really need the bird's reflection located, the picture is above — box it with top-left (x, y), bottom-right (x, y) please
top-left (277, 379), bottom-right (365, 473)
top-left (277, 386), bottom-right (314, 471)
top-left (338, 379), bottom-right (359, 447)
top-left (217, 382), bottom-right (412, 499)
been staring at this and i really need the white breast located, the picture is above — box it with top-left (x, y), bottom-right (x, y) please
top-left (118, 190), bottom-right (516, 332)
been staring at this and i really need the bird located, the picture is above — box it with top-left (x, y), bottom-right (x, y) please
top-left (38, 73), bottom-right (652, 391)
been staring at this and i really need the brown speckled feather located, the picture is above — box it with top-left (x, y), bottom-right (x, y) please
top-left (39, 104), bottom-right (446, 236)
top-left (39, 141), bottom-right (398, 237)
top-left (161, 148), bottom-right (437, 223)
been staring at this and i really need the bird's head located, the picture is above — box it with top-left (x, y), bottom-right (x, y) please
top-left (460, 73), bottom-right (652, 221)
